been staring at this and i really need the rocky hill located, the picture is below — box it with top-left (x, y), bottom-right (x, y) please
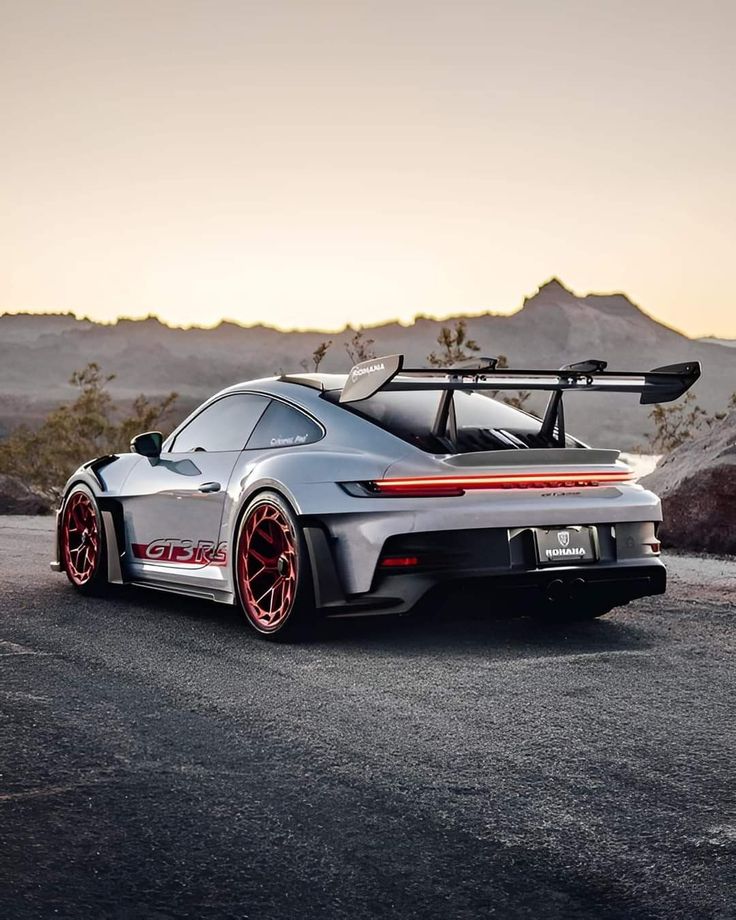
top-left (1, 279), bottom-right (734, 449)
top-left (641, 410), bottom-right (736, 554)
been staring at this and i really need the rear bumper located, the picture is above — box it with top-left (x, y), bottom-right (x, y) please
top-left (365, 561), bottom-right (664, 615)
top-left (313, 485), bottom-right (662, 595)
top-left (305, 520), bottom-right (666, 617)
top-left (370, 560), bottom-right (667, 615)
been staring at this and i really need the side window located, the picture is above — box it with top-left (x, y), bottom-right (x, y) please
top-left (246, 400), bottom-right (323, 450)
top-left (171, 394), bottom-right (269, 452)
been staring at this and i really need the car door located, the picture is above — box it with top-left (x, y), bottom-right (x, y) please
top-left (122, 393), bottom-right (270, 578)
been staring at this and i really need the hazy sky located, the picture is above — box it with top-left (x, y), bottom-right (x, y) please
top-left (1, 0), bottom-right (735, 336)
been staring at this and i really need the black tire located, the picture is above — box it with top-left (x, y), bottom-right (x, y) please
top-left (59, 484), bottom-right (110, 596)
top-left (234, 491), bottom-right (316, 641)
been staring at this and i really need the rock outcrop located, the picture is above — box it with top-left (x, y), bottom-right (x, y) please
top-left (641, 412), bottom-right (736, 554)
top-left (0, 474), bottom-right (52, 515)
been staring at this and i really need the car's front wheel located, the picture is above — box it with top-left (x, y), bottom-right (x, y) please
top-left (60, 485), bottom-right (109, 595)
top-left (234, 491), bottom-right (316, 640)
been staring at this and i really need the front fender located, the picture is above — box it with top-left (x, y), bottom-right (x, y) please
top-left (52, 454), bottom-right (136, 576)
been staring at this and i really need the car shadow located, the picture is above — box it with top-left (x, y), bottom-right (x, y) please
top-left (117, 583), bottom-right (653, 661)
top-left (324, 600), bottom-right (652, 657)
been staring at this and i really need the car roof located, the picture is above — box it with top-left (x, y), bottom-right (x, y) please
top-left (221, 372), bottom-right (456, 400)
top-left (210, 375), bottom-right (351, 413)
top-left (278, 373), bottom-right (347, 392)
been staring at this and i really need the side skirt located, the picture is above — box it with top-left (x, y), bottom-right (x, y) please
top-left (129, 580), bottom-right (235, 604)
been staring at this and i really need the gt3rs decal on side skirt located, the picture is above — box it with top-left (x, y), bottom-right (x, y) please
top-left (131, 539), bottom-right (228, 566)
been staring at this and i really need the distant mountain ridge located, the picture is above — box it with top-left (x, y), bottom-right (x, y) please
top-left (699, 337), bottom-right (736, 348)
top-left (1, 279), bottom-right (734, 449)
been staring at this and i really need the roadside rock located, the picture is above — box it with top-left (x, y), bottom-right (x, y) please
top-left (0, 474), bottom-right (52, 515)
top-left (641, 411), bottom-right (736, 554)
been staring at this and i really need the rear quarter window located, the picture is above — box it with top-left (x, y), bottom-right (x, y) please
top-left (246, 400), bottom-right (323, 450)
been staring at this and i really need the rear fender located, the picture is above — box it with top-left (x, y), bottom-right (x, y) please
top-left (219, 448), bottom-right (398, 558)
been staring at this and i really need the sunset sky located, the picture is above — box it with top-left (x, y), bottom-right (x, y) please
top-left (1, 0), bottom-right (735, 337)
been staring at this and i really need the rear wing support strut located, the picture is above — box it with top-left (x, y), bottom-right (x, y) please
top-left (539, 360), bottom-right (609, 446)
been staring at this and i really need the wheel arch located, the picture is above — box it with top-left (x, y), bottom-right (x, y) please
top-left (60, 471), bottom-right (104, 502)
top-left (228, 484), bottom-right (296, 584)
top-left (228, 484), bottom-right (346, 612)
top-left (53, 478), bottom-right (126, 584)
top-left (53, 474), bottom-right (102, 573)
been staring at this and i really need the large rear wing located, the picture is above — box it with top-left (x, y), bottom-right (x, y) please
top-left (339, 354), bottom-right (701, 447)
top-left (339, 354), bottom-right (701, 405)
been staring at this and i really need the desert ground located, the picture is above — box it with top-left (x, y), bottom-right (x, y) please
top-left (1, 515), bottom-right (734, 920)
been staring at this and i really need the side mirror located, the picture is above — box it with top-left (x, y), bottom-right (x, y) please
top-left (131, 431), bottom-right (163, 458)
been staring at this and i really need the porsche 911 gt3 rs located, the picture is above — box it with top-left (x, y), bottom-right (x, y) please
top-left (51, 354), bottom-right (701, 639)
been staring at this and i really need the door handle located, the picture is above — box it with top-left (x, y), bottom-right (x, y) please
top-left (198, 481), bottom-right (221, 493)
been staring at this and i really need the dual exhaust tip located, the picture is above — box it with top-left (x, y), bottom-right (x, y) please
top-left (546, 577), bottom-right (586, 603)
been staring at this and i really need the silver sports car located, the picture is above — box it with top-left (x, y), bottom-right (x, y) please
top-left (52, 354), bottom-right (700, 639)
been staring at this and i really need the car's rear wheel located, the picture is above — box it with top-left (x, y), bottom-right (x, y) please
top-left (235, 491), bottom-right (315, 640)
top-left (60, 485), bottom-right (109, 595)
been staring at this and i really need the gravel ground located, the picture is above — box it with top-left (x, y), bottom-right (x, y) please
top-left (0, 516), bottom-right (734, 920)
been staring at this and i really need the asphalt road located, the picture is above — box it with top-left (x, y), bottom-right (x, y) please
top-left (1, 516), bottom-right (734, 920)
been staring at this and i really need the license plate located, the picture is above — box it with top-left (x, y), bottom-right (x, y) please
top-left (534, 526), bottom-right (596, 566)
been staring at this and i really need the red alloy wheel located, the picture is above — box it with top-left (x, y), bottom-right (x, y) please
top-left (238, 502), bottom-right (298, 631)
top-left (62, 491), bottom-right (100, 586)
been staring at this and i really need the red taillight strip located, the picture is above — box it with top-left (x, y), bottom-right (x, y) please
top-left (370, 470), bottom-right (634, 496)
top-left (379, 555), bottom-right (420, 568)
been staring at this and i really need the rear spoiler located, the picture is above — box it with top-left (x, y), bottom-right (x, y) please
top-left (339, 354), bottom-right (701, 406)
top-left (339, 354), bottom-right (701, 447)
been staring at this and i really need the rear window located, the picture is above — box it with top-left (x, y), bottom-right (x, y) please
top-left (325, 389), bottom-right (581, 453)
